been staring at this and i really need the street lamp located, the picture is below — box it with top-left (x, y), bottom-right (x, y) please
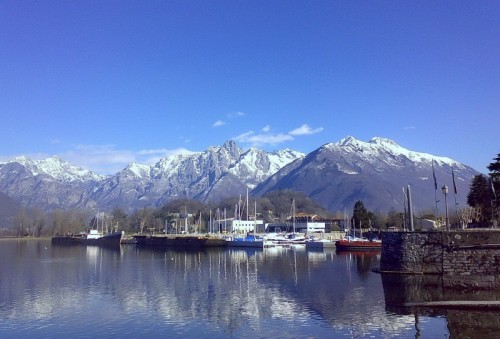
top-left (442, 185), bottom-right (449, 231)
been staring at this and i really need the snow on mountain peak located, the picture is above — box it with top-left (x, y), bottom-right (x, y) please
top-left (327, 136), bottom-right (461, 168)
top-left (12, 156), bottom-right (31, 165)
top-left (10, 155), bottom-right (103, 182)
top-left (125, 162), bottom-right (151, 178)
top-left (336, 136), bottom-right (362, 147)
top-left (369, 137), bottom-right (399, 147)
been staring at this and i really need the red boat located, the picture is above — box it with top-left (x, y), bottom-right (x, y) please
top-left (335, 237), bottom-right (382, 251)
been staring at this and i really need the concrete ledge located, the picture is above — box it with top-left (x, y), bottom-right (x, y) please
top-left (404, 301), bottom-right (500, 310)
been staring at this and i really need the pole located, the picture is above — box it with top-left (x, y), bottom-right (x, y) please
top-left (452, 168), bottom-right (459, 223)
top-left (184, 206), bottom-right (188, 234)
top-left (402, 187), bottom-right (407, 231)
top-left (254, 200), bottom-right (257, 236)
top-left (432, 160), bottom-right (439, 219)
top-left (434, 189), bottom-right (439, 220)
top-left (445, 194), bottom-right (449, 231)
top-left (443, 187), bottom-right (449, 231)
top-left (407, 185), bottom-right (414, 232)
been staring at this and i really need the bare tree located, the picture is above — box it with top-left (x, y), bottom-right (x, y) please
top-left (457, 207), bottom-right (480, 229)
top-left (14, 207), bottom-right (28, 237)
top-left (135, 207), bottom-right (154, 234)
top-left (49, 209), bottom-right (66, 235)
top-left (30, 207), bottom-right (46, 237)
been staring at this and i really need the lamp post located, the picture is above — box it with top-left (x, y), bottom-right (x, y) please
top-left (442, 185), bottom-right (449, 231)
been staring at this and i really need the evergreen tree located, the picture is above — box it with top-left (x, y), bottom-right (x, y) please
top-left (467, 174), bottom-right (493, 226)
top-left (352, 200), bottom-right (374, 228)
top-left (488, 152), bottom-right (500, 196)
top-left (487, 152), bottom-right (500, 225)
top-left (487, 153), bottom-right (500, 173)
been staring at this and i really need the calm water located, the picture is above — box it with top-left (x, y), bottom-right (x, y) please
top-left (1, 240), bottom-right (499, 338)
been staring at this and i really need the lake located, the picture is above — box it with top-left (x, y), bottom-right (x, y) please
top-left (1, 239), bottom-right (499, 338)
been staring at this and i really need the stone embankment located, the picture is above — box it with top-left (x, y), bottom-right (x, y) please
top-left (380, 230), bottom-right (500, 289)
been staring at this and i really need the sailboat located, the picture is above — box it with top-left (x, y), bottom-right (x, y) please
top-left (335, 219), bottom-right (381, 251)
top-left (268, 199), bottom-right (307, 246)
top-left (226, 191), bottom-right (272, 248)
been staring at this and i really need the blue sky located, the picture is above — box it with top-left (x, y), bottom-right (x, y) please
top-left (0, 1), bottom-right (498, 174)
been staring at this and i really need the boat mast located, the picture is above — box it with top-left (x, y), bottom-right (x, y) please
top-left (238, 194), bottom-right (242, 220)
top-left (184, 206), bottom-right (188, 234)
top-left (254, 200), bottom-right (257, 236)
top-left (224, 208), bottom-right (227, 233)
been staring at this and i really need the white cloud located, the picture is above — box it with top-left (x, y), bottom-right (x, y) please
top-left (289, 124), bottom-right (324, 136)
top-left (213, 120), bottom-right (226, 127)
top-left (136, 147), bottom-right (193, 165)
top-left (234, 123), bottom-right (323, 148)
top-left (234, 131), bottom-right (294, 147)
top-left (228, 111), bottom-right (245, 118)
top-left (59, 144), bottom-right (193, 175)
top-left (404, 126), bottom-right (416, 130)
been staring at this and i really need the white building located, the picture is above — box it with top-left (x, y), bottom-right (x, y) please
top-left (299, 222), bottom-right (325, 233)
top-left (231, 219), bottom-right (264, 233)
top-left (211, 218), bottom-right (265, 233)
top-left (266, 221), bottom-right (325, 233)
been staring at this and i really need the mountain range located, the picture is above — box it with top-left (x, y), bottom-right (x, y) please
top-left (0, 136), bottom-right (479, 225)
top-left (253, 136), bottom-right (478, 212)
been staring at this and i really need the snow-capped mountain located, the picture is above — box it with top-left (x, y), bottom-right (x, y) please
top-left (0, 156), bottom-right (103, 209)
top-left (86, 140), bottom-right (305, 210)
top-left (0, 137), bottom-right (480, 216)
top-left (5, 156), bottom-right (104, 182)
top-left (252, 136), bottom-right (479, 212)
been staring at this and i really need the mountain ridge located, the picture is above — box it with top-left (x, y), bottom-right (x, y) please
top-left (253, 137), bottom-right (477, 213)
top-left (0, 136), bottom-right (480, 219)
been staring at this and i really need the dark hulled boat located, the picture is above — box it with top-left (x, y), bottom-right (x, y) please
top-left (134, 234), bottom-right (227, 249)
top-left (335, 237), bottom-right (382, 251)
top-left (52, 231), bottom-right (123, 247)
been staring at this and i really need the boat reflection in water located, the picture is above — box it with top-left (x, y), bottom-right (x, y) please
top-left (2, 240), bottom-right (498, 337)
top-left (124, 246), bottom-right (418, 337)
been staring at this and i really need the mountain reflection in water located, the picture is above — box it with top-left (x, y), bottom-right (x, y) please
top-left (1, 239), bottom-right (489, 338)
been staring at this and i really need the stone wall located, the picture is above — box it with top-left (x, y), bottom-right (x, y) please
top-left (381, 230), bottom-right (500, 289)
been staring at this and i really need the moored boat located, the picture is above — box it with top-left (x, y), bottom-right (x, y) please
top-left (226, 234), bottom-right (277, 248)
top-left (335, 236), bottom-right (382, 251)
top-left (306, 238), bottom-right (337, 249)
top-left (134, 234), bottom-right (227, 248)
top-left (85, 231), bottom-right (123, 246)
top-left (52, 231), bottom-right (123, 247)
top-left (280, 233), bottom-right (307, 246)
top-left (52, 212), bottom-right (123, 247)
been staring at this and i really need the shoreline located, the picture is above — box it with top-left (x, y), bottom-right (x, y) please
top-left (0, 236), bottom-right (52, 241)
